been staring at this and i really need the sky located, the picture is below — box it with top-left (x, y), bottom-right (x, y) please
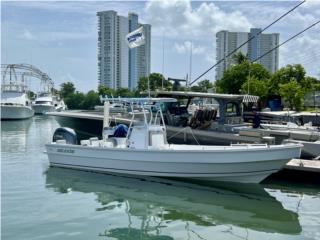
top-left (1, 0), bottom-right (320, 92)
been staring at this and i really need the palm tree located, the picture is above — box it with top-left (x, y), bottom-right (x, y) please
top-left (232, 52), bottom-right (249, 65)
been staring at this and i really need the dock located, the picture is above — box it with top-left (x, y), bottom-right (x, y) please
top-left (268, 159), bottom-right (320, 183)
top-left (284, 159), bottom-right (320, 173)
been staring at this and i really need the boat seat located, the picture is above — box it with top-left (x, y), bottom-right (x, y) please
top-left (149, 131), bottom-right (166, 148)
top-left (114, 137), bottom-right (127, 148)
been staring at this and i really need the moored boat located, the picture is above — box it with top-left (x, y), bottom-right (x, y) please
top-left (45, 100), bottom-right (302, 184)
top-left (32, 92), bottom-right (66, 114)
top-left (1, 84), bottom-right (34, 120)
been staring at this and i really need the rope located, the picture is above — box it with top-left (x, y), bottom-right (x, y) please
top-left (167, 126), bottom-right (201, 145)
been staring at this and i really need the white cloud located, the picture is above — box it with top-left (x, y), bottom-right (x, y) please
top-left (145, 0), bottom-right (252, 39)
top-left (174, 41), bottom-right (205, 55)
top-left (20, 29), bottom-right (36, 40)
top-left (4, 1), bottom-right (145, 16)
top-left (280, 31), bottom-right (320, 77)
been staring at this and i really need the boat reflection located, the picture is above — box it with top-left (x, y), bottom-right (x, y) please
top-left (45, 167), bottom-right (301, 236)
top-left (1, 118), bottom-right (32, 153)
top-left (1, 117), bottom-right (32, 132)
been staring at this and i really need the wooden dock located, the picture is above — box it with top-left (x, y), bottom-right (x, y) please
top-left (284, 159), bottom-right (320, 173)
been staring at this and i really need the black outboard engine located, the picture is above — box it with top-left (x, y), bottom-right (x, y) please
top-left (53, 127), bottom-right (78, 145)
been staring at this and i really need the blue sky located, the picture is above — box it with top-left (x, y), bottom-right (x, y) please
top-left (1, 0), bottom-right (320, 92)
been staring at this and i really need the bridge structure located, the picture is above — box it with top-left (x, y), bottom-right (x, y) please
top-left (1, 63), bottom-right (54, 93)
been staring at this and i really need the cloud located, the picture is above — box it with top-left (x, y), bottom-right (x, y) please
top-left (174, 41), bottom-right (206, 55)
top-left (20, 29), bottom-right (36, 40)
top-left (145, 0), bottom-right (252, 39)
top-left (280, 31), bottom-right (320, 77)
top-left (3, 1), bottom-right (145, 17)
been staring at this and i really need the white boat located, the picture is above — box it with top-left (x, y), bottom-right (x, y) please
top-left (45, 100), bottom-right (302, 184)
top-left (261, 122), bottom-right (318, 131)
top-left (283, 139), bottom-right (320, 159)
top-left (1, 84), bottom-right (34, 120)
top-left (32, 92), bottom-right (66, 114)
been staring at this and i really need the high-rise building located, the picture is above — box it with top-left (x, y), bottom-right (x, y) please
top-left (97, 11), bottom-right (151, 90)
top-left (215, 28), bottom-right (279, 80)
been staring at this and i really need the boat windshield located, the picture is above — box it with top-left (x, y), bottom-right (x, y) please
top-left (35, 101), bottom-right (52, 104)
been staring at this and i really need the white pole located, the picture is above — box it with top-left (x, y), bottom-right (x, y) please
top-left (103, 100), bottom-right (110, 128)
top-left (148, 75), bottom-right (150, 98)
top-left (248, 62), bottom-right (250, 95)
top-left (162, 34), bottom-right (165, 90)
top-left (189, 41), bottom-right (193, 87)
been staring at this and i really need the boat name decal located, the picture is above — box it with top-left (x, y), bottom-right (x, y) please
top-left (57, 148), bottom-right (75, 154)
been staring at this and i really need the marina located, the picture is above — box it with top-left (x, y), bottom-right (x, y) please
top-left (1, 64), bottom-right (66, 118)
top-left (2, 116), bottom-right (320, 240)
top-left (47, 93), bottom-right (320, 160)
top-left (2, 1), bottom-right (320, 239)
top-left (46, 100), bottom-right (302, 184)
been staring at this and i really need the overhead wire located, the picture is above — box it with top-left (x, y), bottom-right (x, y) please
top-left (190, 0), bottom-right (306, 85)
top-left (251, 20), bottom-right (320, 63)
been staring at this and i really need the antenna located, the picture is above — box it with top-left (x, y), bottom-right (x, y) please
top-left (162, 33), bottom-right (165, 90)
top-left (189, 41), bottom-right (193, 87)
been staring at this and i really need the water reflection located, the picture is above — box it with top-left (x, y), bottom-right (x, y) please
top-left (45, 168), bottom-right (302, 238)
top-left (1, 118), bottom-right (32, 153)
top-left (1, 118), bottom-right (32, 133)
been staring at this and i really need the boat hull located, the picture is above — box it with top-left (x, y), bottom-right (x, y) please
top-left (1, 105), bottom-right (34, 120)
top-left (45, 144), bottom-right (301, 183)
top-left (283, 139), bottom-right (320, 158)
top-left (32, 104), bottom-right (56, 114)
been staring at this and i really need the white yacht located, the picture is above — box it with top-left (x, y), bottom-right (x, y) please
top-left (45, 100), bottom-right (302, 184)
top-left (1, 84), bottom-right (34, 120)
top-left (32, 92), bottom-right (66, 114)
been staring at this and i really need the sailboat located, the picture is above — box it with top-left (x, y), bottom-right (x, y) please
top-left (45, 99), bottom-right (302, 184)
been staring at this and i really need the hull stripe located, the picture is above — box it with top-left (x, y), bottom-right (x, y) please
top-left (50, 162), bottom-right (279, 175)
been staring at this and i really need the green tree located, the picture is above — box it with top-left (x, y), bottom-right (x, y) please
top-left (302, 76), bottom-right (320, 92)
top-left (279, 80), bottom-right (304, 111)
top-left (81, 90), bottom-right (100, 110)
top-left (138, 73), bottom-right (172, 92)
top-left (215, 62), bottom-right (270, 94)
top-left (241, 76), bottom-right (269, 98)
top-left (268, 64), bottom-right (306, 95)
top-left (190, 79), bottom-right (214, 92)
top-left (114, 88), bottom-right (134, 97)
top-left (190, 85), bottom-right (202, 92)
top-left (231, 51), bottom-right (248, 64)
top-left (65, 91), bottom-right (85, 110)
top-left (60, 82), bottom-right (75, 99)
top-left (98, 85), bottom-right (114, 97)
top-left (27, 90), bottom-right (36, 99)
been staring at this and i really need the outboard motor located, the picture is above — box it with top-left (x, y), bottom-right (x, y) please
top-left (52, 127), bottom-right (77, 145)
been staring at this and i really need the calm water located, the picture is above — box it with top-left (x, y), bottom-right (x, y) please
top-left (2, 116), bottom-right (320, 240)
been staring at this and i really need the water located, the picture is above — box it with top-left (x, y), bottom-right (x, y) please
top-left (2, 116), bottom-right (320, 240)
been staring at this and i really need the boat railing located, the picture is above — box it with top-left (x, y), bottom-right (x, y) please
top-left (1, 84), bottom-right (28, 93)
top-left (100, 97), bottom-right (172, 143)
